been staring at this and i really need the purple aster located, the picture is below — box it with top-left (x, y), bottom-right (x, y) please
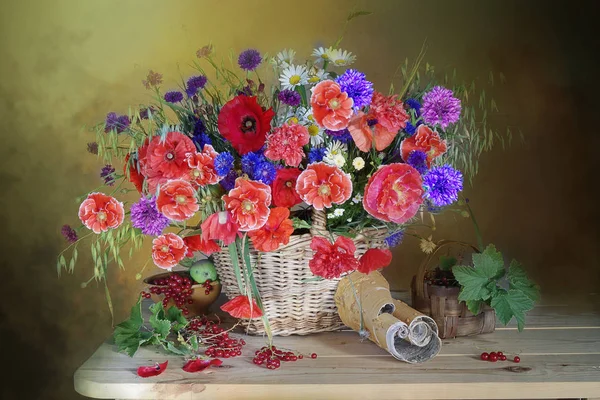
top-left (421, 86), bottom-right (461, 129)
top-left (406, 150), bottom-right (428, 174)
top-left (100, 164), bottom-right (116, 186)
top-left (325, 128), bottom-right (353, 144)
top-left (335, 69), bottom-right (374, 108)
top-left (61, 224), bottom-right (78, 243)
top-left (253, 161), bottom-right (277, 184)
top-left (186, 75), bottom-right (208, 97)
top-left (404, 121), bottom-right (416, 135)
top-left (278, 89), bottom-right (301, 107)
top-left (406, 98), bottom-right (421, 113)
top-left (385, 231), bottom-right (404, 248)
top-left (87, 142), bottom-right (98, 155)
top-left (422, 165), bottom-right (464, 207)
top-left (308, 147), bottom-right (326, 163)
top-left (238, 49), bottom-right (262, 71)
top-left (164, 90), bottom-right (184, 103)
top-left (104, 112), bottom-right (119, 132)
top-left (241, 151), bottom-right (266, 176)
top-left (130, 196), bottom-right (170, 236)
top-left (214, 152), bottom-right (234, 176)
top-left (220, 170), bottom-right (239, 192)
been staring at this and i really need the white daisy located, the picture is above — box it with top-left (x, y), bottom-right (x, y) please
top-left (328, 48), bottom-right (356, 66)
top-left (307, 124), bottom-right (324, 146)
top-left (333, 208), bottom-right (345, 217)
top-left (271, 48), bottom-right (296, 67)
top-left (352, 194), bottom-right (363, 204)
top-left (352, 157), bottom-right (365, 171)
top-left (312, 47), bottom-right (332, 62)
top-left (332, 153), bottom-right (346, 168)
top-left (307, 67), bottom-right (330, 84)
top-left (279, 64), bottom-right (308, 90)
top-left (323, 140), bottom-right (347, 167)
top-left (327, 213), bottom-right (335, 219)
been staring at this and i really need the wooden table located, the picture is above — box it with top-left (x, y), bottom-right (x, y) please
top-left (74, 293), bottom-right (600, 399)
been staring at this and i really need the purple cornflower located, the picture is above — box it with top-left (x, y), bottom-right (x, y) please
top-left (164, 90), bottom-right (184, 103)
top-left (253, 161), bottom-right (277, 184)
top-left (214, 152), bottom-right (234, 176)
top-left (404, 121), bottom-right (416, 135)
top-left (104, 112), bottom-right (119, 132)
top-left (116, 115), bottom-right (130, 133)
top-left (87, 142), bottom-right (98, 155)
top-left (421, 86), bottom-right (461, 129)
top-left (186, 75), bottom-right (208, 97)
top-left (241, 151), bottom-right (266, 176)
top-left (308, 147), bottom-right (326, 163)
top-left (278, 89), bottom-right (301, 107)
top-left (130, 196), bottom-right (170, 236)
top-left (61, 225), bottom-right (78, 243)
top-left (220, 170), bottom-right (238, 192)
top-left (406, 150), bottom-right (428, 174)
top-left (335, 69), bottom-right (374, 108)
top-left (422, 165), bottom-right (464, 207)
top-left (139, 107), bottom-right (151, 120)
top-left (238, 49), bottom-right (262, 71)
top-left (385, 231), bottom-right (404, 248)
top-left (100, 164), bottom-right (116, 186)
top-left (325, 128), bottom-right (353, 144)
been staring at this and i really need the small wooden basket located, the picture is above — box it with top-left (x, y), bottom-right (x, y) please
top-left (410, 240), bottom-right (496, 339)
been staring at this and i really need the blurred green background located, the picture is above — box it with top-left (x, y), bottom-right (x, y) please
top-left (0, 0), bottom-right (598, 399)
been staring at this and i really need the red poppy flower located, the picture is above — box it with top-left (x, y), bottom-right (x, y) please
top-left (221, 295), bottom-right (263, 319)
top-left (247, 207), bottom-right (294, 252)
top-left (156, 179), bottom-right (199, 222)
top-left (152, 233), bottom-right (187, 269)
top-left (400, 124), bottom-right (447, 167)
top-left (296, 163), bottom-right (352, 210)
top-left (142, 131), bottom-right (195, 192)
top-left (217, 95), bottom-right (274, 155)
top-left (182, 358), bottom-right (223, 373)
top-left (137, 361), bottom-right (168, 378)
top-left (271, 168), bottom-right (302, 208)
top-left (358, 248), bottom-right (393, 274)
top-left (223, 178), bottom-right (272, 231)
top-left (363, 163), bottom-right (424, 224)
top-left (124, 153), bottom-right (144, 193)
top-left (186, 144), bottom-right (220, 187)
top-left (201, 211), bottom-right (240, 246)
top-left (310, 80), bottom-right (354, 131)
top-left (78, 192), bottom-right (125, 234)
top-left (309, 236), bottom-right (359, 279)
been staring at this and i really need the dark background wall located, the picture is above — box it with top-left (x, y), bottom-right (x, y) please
top-left (0, 1), bottom-right (598, 399)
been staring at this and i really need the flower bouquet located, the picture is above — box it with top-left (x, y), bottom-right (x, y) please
top-left (58, 34), bottom-right (507, 343)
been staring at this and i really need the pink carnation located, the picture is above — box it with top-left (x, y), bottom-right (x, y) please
top-left (265, 123), bottom-right (309, 167)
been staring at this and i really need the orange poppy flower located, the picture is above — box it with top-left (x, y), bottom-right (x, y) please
top-left (310, 80), bottom-right (354, 131)
top-left (247, 207), bottom-right (294, 252)
top-left (156, 179), bottom-right (199, 222)
top-left (223, 178), bottom-right (272, 231)
top-left (400, 124), bottom-right (447, 167)
top-left (78, 192), bottom-right (124, 234)
top-left (295, 163), bottom-right (352, 210)
top-left (152, 233), bottom-right (187, 269)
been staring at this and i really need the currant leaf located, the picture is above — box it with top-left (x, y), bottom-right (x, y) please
top-left (490, 289), bottom-right (534, 331)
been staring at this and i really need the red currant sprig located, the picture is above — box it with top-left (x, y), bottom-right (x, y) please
top-left (252, 346), bottom-right (317, 370)
top-left (202, 279), bottom-right (213, 295)
top-left (480, 351), bottom-right (521, 363)
top-left (141, 274), bottom-right (195, 315)
top-left (185, 316), bottom-right (246, 359)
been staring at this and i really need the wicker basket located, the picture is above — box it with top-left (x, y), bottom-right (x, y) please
top-left (410, 240), bottom-right (496, 339)
top-left (212, 208), bottom-right (388, 336)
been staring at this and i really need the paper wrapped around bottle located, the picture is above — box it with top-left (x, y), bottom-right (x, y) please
top-left (335, 271), bottom-right (442, 363)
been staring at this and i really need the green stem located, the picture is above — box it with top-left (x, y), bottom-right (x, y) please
top-left (464, 198), bottom-right (484, 250)
top-left (227, 243), bottom-right (245, 293)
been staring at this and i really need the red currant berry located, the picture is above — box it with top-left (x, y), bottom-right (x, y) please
top-left (298, 354), bottom-right (303, 359)
top-left (500, 355), bottom-right (507, 361)
top-left (489, 354), bottom-right (498, 362)
top-left (489, 352), bottom-right (497, 357)
top-left (311, 353), bottom-right (317, 359)
top-left (513, 356), bottom-right (520, 363)
top-left (480, 352), bottom-right (489, 361)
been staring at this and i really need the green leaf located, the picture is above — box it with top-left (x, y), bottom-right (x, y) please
top-left (113, 296), bottom-right (144, 357)
top-left (165, 341), bottom-right (189, 356)
top-left (149, 301), bottom-right (165, 321)
top-left (465, 300), bottom-right (482, 315)
top-left (453, 265), bottom-right (493, 301)
top-left (149, 302), bottom-right (171, 339)
top-left (471, 244), bottom-right (506, 279)
top-left (439, 255), bottom-right (457, 271)
top-left (507, 260), bottom-right (540, 301)
top-left (189, 335), bottom-right (199, 351)
top-left (291, 217), bottom-right (311, 230)
top-left (490, 289), bottom-right (535, 331)
top-left (166, 306), bottom-right (188, 331)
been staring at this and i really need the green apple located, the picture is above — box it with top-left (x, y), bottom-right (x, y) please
top-left (189, 259), bottom-right (218, 284)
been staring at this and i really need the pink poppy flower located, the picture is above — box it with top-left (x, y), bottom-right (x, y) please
top-left (186, 144), bottom-right (220, 187)
top-left (400, 124), bottom-right (447, 167)
top-left (156, 179), bottom-right (199, 222)
top-left (78, 192), bottom-right (124, 234)
top-left (201, 211), bottom-right (240, 246)
top-left (223, 178), bottom-right (272, 231)
top-left (295, 163), bottom-right (352, 210)
top-left (310, 80), bottom-right (354, 131)
top-left (151, 233), bottom-right (187, 269)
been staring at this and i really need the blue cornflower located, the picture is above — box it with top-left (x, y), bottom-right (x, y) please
top-left (164, 90), bottom-right (184, 103)
top-left (214, 152), bottom-right (234, 176)
top-left (423, 165), bottom-right (464, 206)
top-left (406, 150), bottom-right (428, 174)
top-left (186, 75), bottom-right (208, 97)
top-left (335, 69), bottom-right (374, 108)
top-left (241, 151), bottom-right (266, 176)
top-left (324, 128), bottom-right (352, 144)
top-left (406, 98), bottom-right (421, 113)
top-left (253, 161), bottom-right (277, 184)
top-left (220, 170), bottom-right (238, 192)
top-left (404, 121), bottom-right (416, 136)
top-left (193, 133), bottom-right (211, 151)
top-left (385, 231), bottom-right (404, 248)
top-left (308, 147), bottom-right (326, 163)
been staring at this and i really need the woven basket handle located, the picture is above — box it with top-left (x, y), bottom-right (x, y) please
top-left (310, 208), bottom-right (328, 238)
top-left (415, 240), bottom-right (480, 298)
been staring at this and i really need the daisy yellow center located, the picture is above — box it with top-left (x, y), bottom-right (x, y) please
top-left (308, 125), bottom-right (319, 136)
top-left (97, 211), bottom-right (107, 221)
top-left (318, 184), bottom-right (331, 196)
top-left (334, 59), bottom-right (345, 66)
top-left (289, 75), bottom-right (301, 85)
top-left (176, 195), bottom-right (187, 204)
top-left (161, 245), bottom-right (169, 253)
top-left (322, 54), bottom-right (329, 60)
top-left (242, 200), bottom-right (255, 213)
top-left (308, 75), bottom-right (320, 83)
top-left (328, 98), bottom-right (341, 110)
top-left (288, 117), bottom-right (299, 124)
